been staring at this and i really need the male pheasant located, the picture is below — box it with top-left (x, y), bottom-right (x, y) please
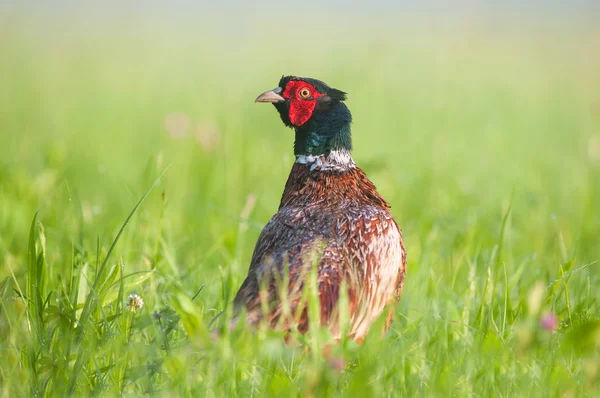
top-left (234, 76), bottom-right (406, 342)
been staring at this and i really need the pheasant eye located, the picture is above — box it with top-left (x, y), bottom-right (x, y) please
top-left (299, 88), bottom-right (311, 99)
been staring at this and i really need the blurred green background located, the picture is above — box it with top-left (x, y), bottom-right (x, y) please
top-left (1, 2), bottom-right (599, 396)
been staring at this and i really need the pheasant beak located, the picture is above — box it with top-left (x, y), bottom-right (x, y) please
top-left (255, 87), bottom-right (285, 103)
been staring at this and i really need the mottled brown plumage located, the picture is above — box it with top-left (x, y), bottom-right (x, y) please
top-left (234, 76), bottom-right (406, 341)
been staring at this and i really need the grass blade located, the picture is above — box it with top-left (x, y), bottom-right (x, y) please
top-left (68, 167), bottom-right (170, 394)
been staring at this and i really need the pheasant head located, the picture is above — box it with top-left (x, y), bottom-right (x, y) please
top-left (255, 76), bottom-right (352, 157)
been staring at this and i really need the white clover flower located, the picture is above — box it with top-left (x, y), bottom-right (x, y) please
top-left (126, 294), bottom-right (144, 313)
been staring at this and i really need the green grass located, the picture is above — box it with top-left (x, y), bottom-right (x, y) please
top-left (1, 8), bottom-right (600, 396)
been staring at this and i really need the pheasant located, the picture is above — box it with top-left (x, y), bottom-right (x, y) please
top-left (233, 76), bottom-right (406, 342)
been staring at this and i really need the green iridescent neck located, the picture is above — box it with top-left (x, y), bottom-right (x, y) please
top-left (293, 102), bottom-right (353, 156)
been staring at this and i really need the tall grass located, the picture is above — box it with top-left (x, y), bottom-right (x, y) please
top-left (1, 7), bottom-right (599, 396)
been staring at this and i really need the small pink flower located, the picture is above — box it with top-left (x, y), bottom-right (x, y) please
top-left (540, 312), bottom-right (559, 332)
top-left (195, 121), bottom-right (221, 152)
top-left (164, 112), bottom-right (191, 139)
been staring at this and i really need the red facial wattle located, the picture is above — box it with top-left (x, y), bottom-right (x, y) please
top-left (282, 81), bottom-right (324, 126)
